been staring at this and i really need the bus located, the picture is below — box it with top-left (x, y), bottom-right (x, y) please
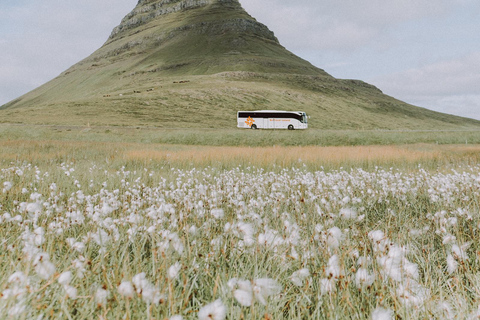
top-left (237, 110), bottom-right (308, 130)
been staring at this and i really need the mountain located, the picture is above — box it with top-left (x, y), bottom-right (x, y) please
top-left (1, 0), bottom-right (479, 129)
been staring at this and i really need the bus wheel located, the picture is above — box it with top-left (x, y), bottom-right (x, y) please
top-left (251, 124), bottom-right (257, 129)
top-left (288, 125), bottom-right (294, 130)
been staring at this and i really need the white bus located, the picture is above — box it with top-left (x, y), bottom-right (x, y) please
top-left (237, 110), bottom-right (308, 130)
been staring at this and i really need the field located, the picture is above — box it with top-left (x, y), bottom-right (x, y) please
top-left (2, 127), bottom-right (480, 319)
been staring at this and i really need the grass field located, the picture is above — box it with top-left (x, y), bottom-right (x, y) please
top-left (1, 128), bottom-right (480, 319)
top-left (2, 124), bottom-right (480, 147)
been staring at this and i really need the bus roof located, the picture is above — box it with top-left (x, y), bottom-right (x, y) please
top-left (238, 110), bottom-right (305, 114)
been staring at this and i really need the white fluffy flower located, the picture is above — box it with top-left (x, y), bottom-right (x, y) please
top-left (198, 299), bottom-right (227, 320)
top-left (34, 253), bottom-right (56, 280)
top-left (211, 209), bottom-right (225, 219)
top-left (355, 268), bottom-right (375, 289)
top-left (447, 254), bottom-right (458, 274)
top-left (72, 241), bottom-right (86, 253)
top-left (232, 280), bottom-right (253, 307)
top-left (26, 202), bottom-right (42, 214)
top-left (92, 229), bottom-right (110, 247)
top-left (371, 307), bottom-right (393, 320)
top-left (368, 230), bottom-right (389, 253)
top-left (168, 262), bottom-right (182, 280)
top-left (8, 271), bottom-right (28, 285)
top-left (290, 268), bottom-right (310, 287)
top-left (58, 271), bottom-right (73, 286)
top-left (3, 181), bottom-right (13, 192)
top-left (95, 288), bottom-right (109, 305)
top-left (64, 285), bottom-right (78, 299)
top-left (234, 288), bottom-right (253, 307)
top-left (326, 227), bottom-right (343, 250)
top-left (252, 278), bottom-right (282, 305)
top-left (8, 302), bottom-right (26, 317)
top-left (320, 278), bottom-right (335, 295)
top-left (326, 255), bottom-right (344, 279)
top-left (118, 281), bottom-right (135, 298)
top-left (452, 242), bottom-right (471, 261)
top-left (339, 208), bottom-right (357, 220)
top-left (132, 273), bottom-right (149, 292)
top-left (435, 301), bottom-right (454, 319)
top-left (141, 286), bottom-right (165, 305)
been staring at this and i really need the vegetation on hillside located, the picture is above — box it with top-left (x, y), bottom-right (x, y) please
top-left (1, 0), bottom-right (479, 129)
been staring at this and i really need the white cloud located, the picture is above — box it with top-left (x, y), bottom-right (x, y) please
top-left (241, 0), bottom-right (455, 51)
top-left (0, 0), bottom-right (136, 105)
top-left (373, 53), bottom-right (480, 97)
top-left (371, 53), bottom-right (480, 119)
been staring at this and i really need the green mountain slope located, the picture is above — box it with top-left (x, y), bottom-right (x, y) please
top-left (1, 0), bottom-right (479, 129)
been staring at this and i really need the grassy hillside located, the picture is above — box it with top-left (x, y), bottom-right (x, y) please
top-left (1, 0), bottom-right (479, 130)
top-left (2, 72), bottom-right (479, 129)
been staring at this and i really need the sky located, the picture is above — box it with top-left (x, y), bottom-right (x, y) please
top-left (1, 0), bottom-right (479, 120)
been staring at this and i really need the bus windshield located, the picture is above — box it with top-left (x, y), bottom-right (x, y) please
top-left (302, 113), bottom-right (308, 124)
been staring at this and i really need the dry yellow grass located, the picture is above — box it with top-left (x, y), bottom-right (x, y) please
top-left (1, 139), bottom-right (479, 169)
top-left (124, 145), bottom-right (441, 167)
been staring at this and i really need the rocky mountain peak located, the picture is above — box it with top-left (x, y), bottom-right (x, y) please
top-left (110, 0), bottom-right (245, 39)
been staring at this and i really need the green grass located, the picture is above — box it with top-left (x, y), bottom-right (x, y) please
top-left (1, 124), bottom-right (480, 147)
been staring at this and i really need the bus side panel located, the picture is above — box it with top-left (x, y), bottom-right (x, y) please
top-left (237, 118), bottom-right (246, 128)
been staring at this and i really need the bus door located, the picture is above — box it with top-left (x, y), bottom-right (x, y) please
top-left (267, 118), bottom-right (275, 129)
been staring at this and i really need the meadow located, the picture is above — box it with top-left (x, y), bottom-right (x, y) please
top-left (1, 127), bottom-right (480, 319)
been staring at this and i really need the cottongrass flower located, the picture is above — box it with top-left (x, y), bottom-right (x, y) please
top-left (34, 253), bottom-right (56, 280)
top-left (368, 230), bottom-right (389, 253)
top-left (211, 209), bottom-right (224, 219)
top-left (320, 278), bottom-right (335, 295)
top-left (371, 307), bottom-right (393, 320)
top-left (3, 181), bottom-right (13, 192)
top-left (447, 254), bottom-right (458, 274)
top-left (395, 280), bottom-right (430, 309)
top-left (326, 255), bottom-right (344, 279)
top-left (132, 273), bottom-right (165, 305)
top-left (72, 258), bottom-right (87, 278)
top-left (168, 262), bottom-right (182, 280)
top-left (132, 273), bottom-right (150, 293)
top-left (229, 278), bottom-right (281, 307)
top-left (64, 285), bottom-right (78, 299)
top-left (95, 287), bottom-right (110, 306)
top-left (252, 278), bottom-right (282, 305)
top-left (26, 202), bottom-right (42, 214)
top-left (339, 208), bottom-right (357, 220)
top-left (170, 316), bottom-right (183, 320)
top-left (326, 227), bottom-right (344, 250)
top-left (435, 301), bottom-right (454, 319)
top-left (355, 268), bottom-right (375, 289)
top-left (290, 268), bottom-right (310, 287)
top-left (58, 271), bottom-right (73, 286)
top-left (452, 242), bottom-right (471, 261)
top-left (232, 279), bottom-right (253, 307)
top-left (8, 302), bottom-right (26, 317)
top-left (33, 227), bottom-right (45, 246)
top-left (3, 271), bottom-right (29, 301)
top-left (118, 281), bottom-right (135, 298)
top-left (8, 271), bottom-right (28, 285)
top-left (198, 299), bottom-right (227, 320)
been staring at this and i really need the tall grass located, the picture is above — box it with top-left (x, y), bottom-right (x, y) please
top-left (1, 139), bottom-right (480, 171)
top-left (1, 159), bottom-right (480, 319)
top-left (1, 124), bottom-right (480, 147)
top-left (1, 128), bottom-right (480, 319)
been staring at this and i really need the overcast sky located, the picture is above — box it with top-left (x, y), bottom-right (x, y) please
top-left (1, 0), bottom-right (479, 120)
